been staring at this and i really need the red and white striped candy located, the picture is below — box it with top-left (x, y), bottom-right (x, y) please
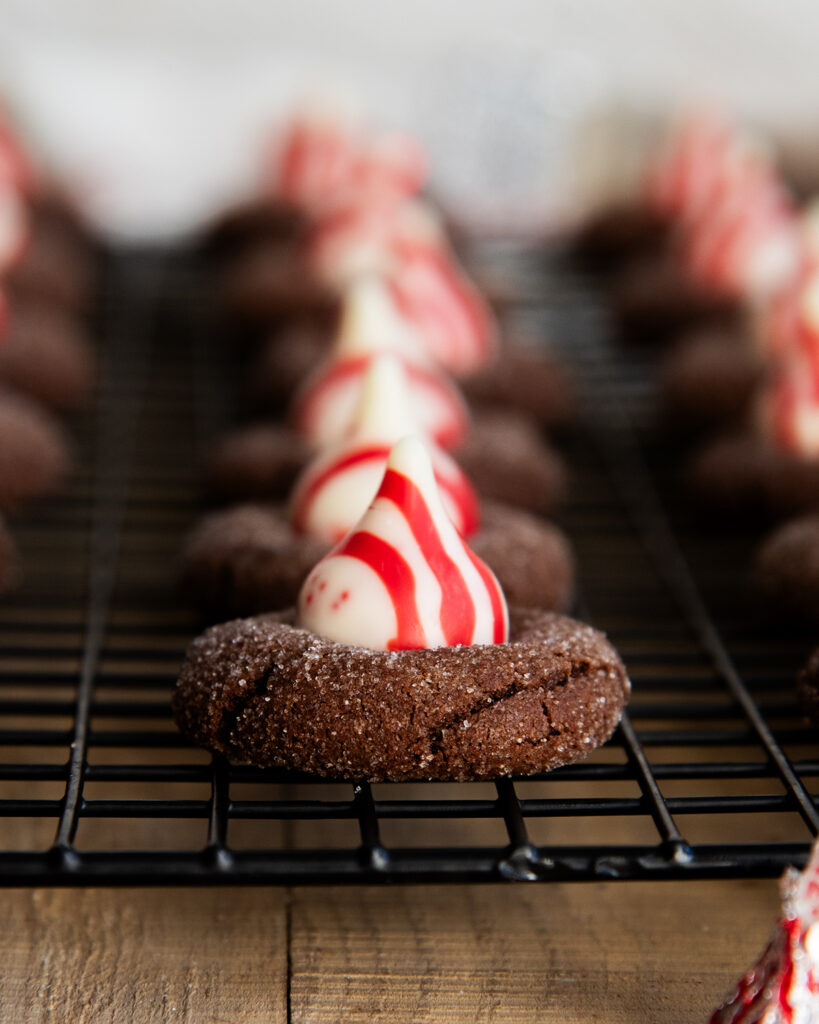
top-left (677, 168), bottom-right (799, 300)
top-left (290, 277), bottom-right (470, 450)
top-left (270, 109), bottom-right (426, 215)
top-left (270, 108), bottom-right (360, 213)
top-left (305, 197), bottom-right (497, 375)
top-left (304, 195), bottom-right (443, 286)
top-left (710, 836), bottom-right (819, 1023)
top-left (388, 239), bottom-right (497, 376)
top-left (350, 133), bottom-right (427, 204)
top-left (645, 111), bottom-right (736, 221)
top-left (293, 352), bottom-right (470, 450)
top-left (298, 436), bottom-right (508, 651)
top-left (291, 355), bottom-right (479, 543)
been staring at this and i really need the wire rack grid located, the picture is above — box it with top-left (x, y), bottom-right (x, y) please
top-left (0, 246), bottom-right (816, 886)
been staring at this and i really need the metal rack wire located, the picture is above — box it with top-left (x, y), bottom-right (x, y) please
top-left (0, 246), bottom-right (816, 886)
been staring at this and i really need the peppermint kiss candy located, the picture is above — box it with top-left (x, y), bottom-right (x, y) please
top-left (388, 238), bottom-right (497, 376)
top-left (291, 355), bottom-right (479, 542)
top-left (645, 110), bottom-right (737, 221)
top-left (305, 197), bottom-right (497, 375)
top-left (271, 106), bottom-right (361, 213)
top-left (677, 168), bottom-right (799, 301)
top-left (351, 133), bottom-right (427, 203)
top-left (710, 836), bottom-right (819, 1023)
top-left (298, 436), bottom-right (509, 651)
top-left (271, 108), bottom-right (426, 215)
top-left (305, 195), bottom-right (444, 288)
top-left (291, 276), bottom-right (470, 449)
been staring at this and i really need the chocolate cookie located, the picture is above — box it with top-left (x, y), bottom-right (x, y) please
top-left (181, 504), bottom-right (328, 619)
top-left (456, 410), bottom-right (567, 514)
top-left (797, 647), bottom-right (819, 727)
top-left (216, 239), bottom-right (338, 326)
top-left (181, 500), bottom-right (575, 621)
top-left (659, 329), bottom-right (762, 434)
top-left (247, 324), bottom-right (327, 413)
top-left (472, 502), bottom-right (574, 611)
top-left (199, 197), bottom-right (305, 263)
top-left (752, 515), bottom-right (819, 624)
top-left (172, 607), bottom-right (630, 781)
top-left (687, 435), bottom-right (819, 522)
top-left (0, 516), bottom-right (20, 595)
top-left (461, 342), bottom-right (575, 429)
top-left (205, 423), bottom-right (311, 503)
top-left (0, 305), bottom-right (95, 411)
top-left (611, 257), bottom-right (741, 345)
top-left (0, 392), bottom-right (70, 509)
top-left (568, 201), bottom-right (671, 273)
top-left (29, 184), bottom-right (96, 251)
top-left (8, 224), bottom-right (96, 315)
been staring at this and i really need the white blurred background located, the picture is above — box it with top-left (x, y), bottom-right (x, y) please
top-left (0, 0), bottom-right (816, 239)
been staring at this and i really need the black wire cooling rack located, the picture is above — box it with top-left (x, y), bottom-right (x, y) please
top-left (0, 245), bottom-right (817, 886)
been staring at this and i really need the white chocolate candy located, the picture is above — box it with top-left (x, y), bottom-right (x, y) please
top-left (291, 277), bottom-right (470, 450)
top-left (332, 274), bottom-right (428, 364)
top-left (291, 355), bottom-right (479, 542)
top-left (298, 436), bottom-right (508, 651)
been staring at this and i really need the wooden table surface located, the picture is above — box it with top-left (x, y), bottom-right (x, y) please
top-left (1, 874), bottom-right (781, 1022)
top-left (0, 757), bottom-right (797, 1023)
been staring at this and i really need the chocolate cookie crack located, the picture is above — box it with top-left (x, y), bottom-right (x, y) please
top-left (216, 667), bottom-right (277, 752)
top-left (426, 664), bottom-right (581, 759)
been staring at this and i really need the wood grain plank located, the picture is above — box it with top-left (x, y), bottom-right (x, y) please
top-left (289, 880), bottom-right (781, 1024)
top-left (0, 888), bottom-right (289, 1024)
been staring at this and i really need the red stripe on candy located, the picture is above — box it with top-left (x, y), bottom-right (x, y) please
top-left (335, 530), bottom-right (426, 651)
top-left (465, 547), bottom-right (507, 644)
top-left (291, 445), bottom-right (390, 535)
top-left (378, 468), bottom-right (476, 646)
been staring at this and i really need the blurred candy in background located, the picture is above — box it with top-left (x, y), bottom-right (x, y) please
top-left (1, 0), bottom-right (818, 239)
